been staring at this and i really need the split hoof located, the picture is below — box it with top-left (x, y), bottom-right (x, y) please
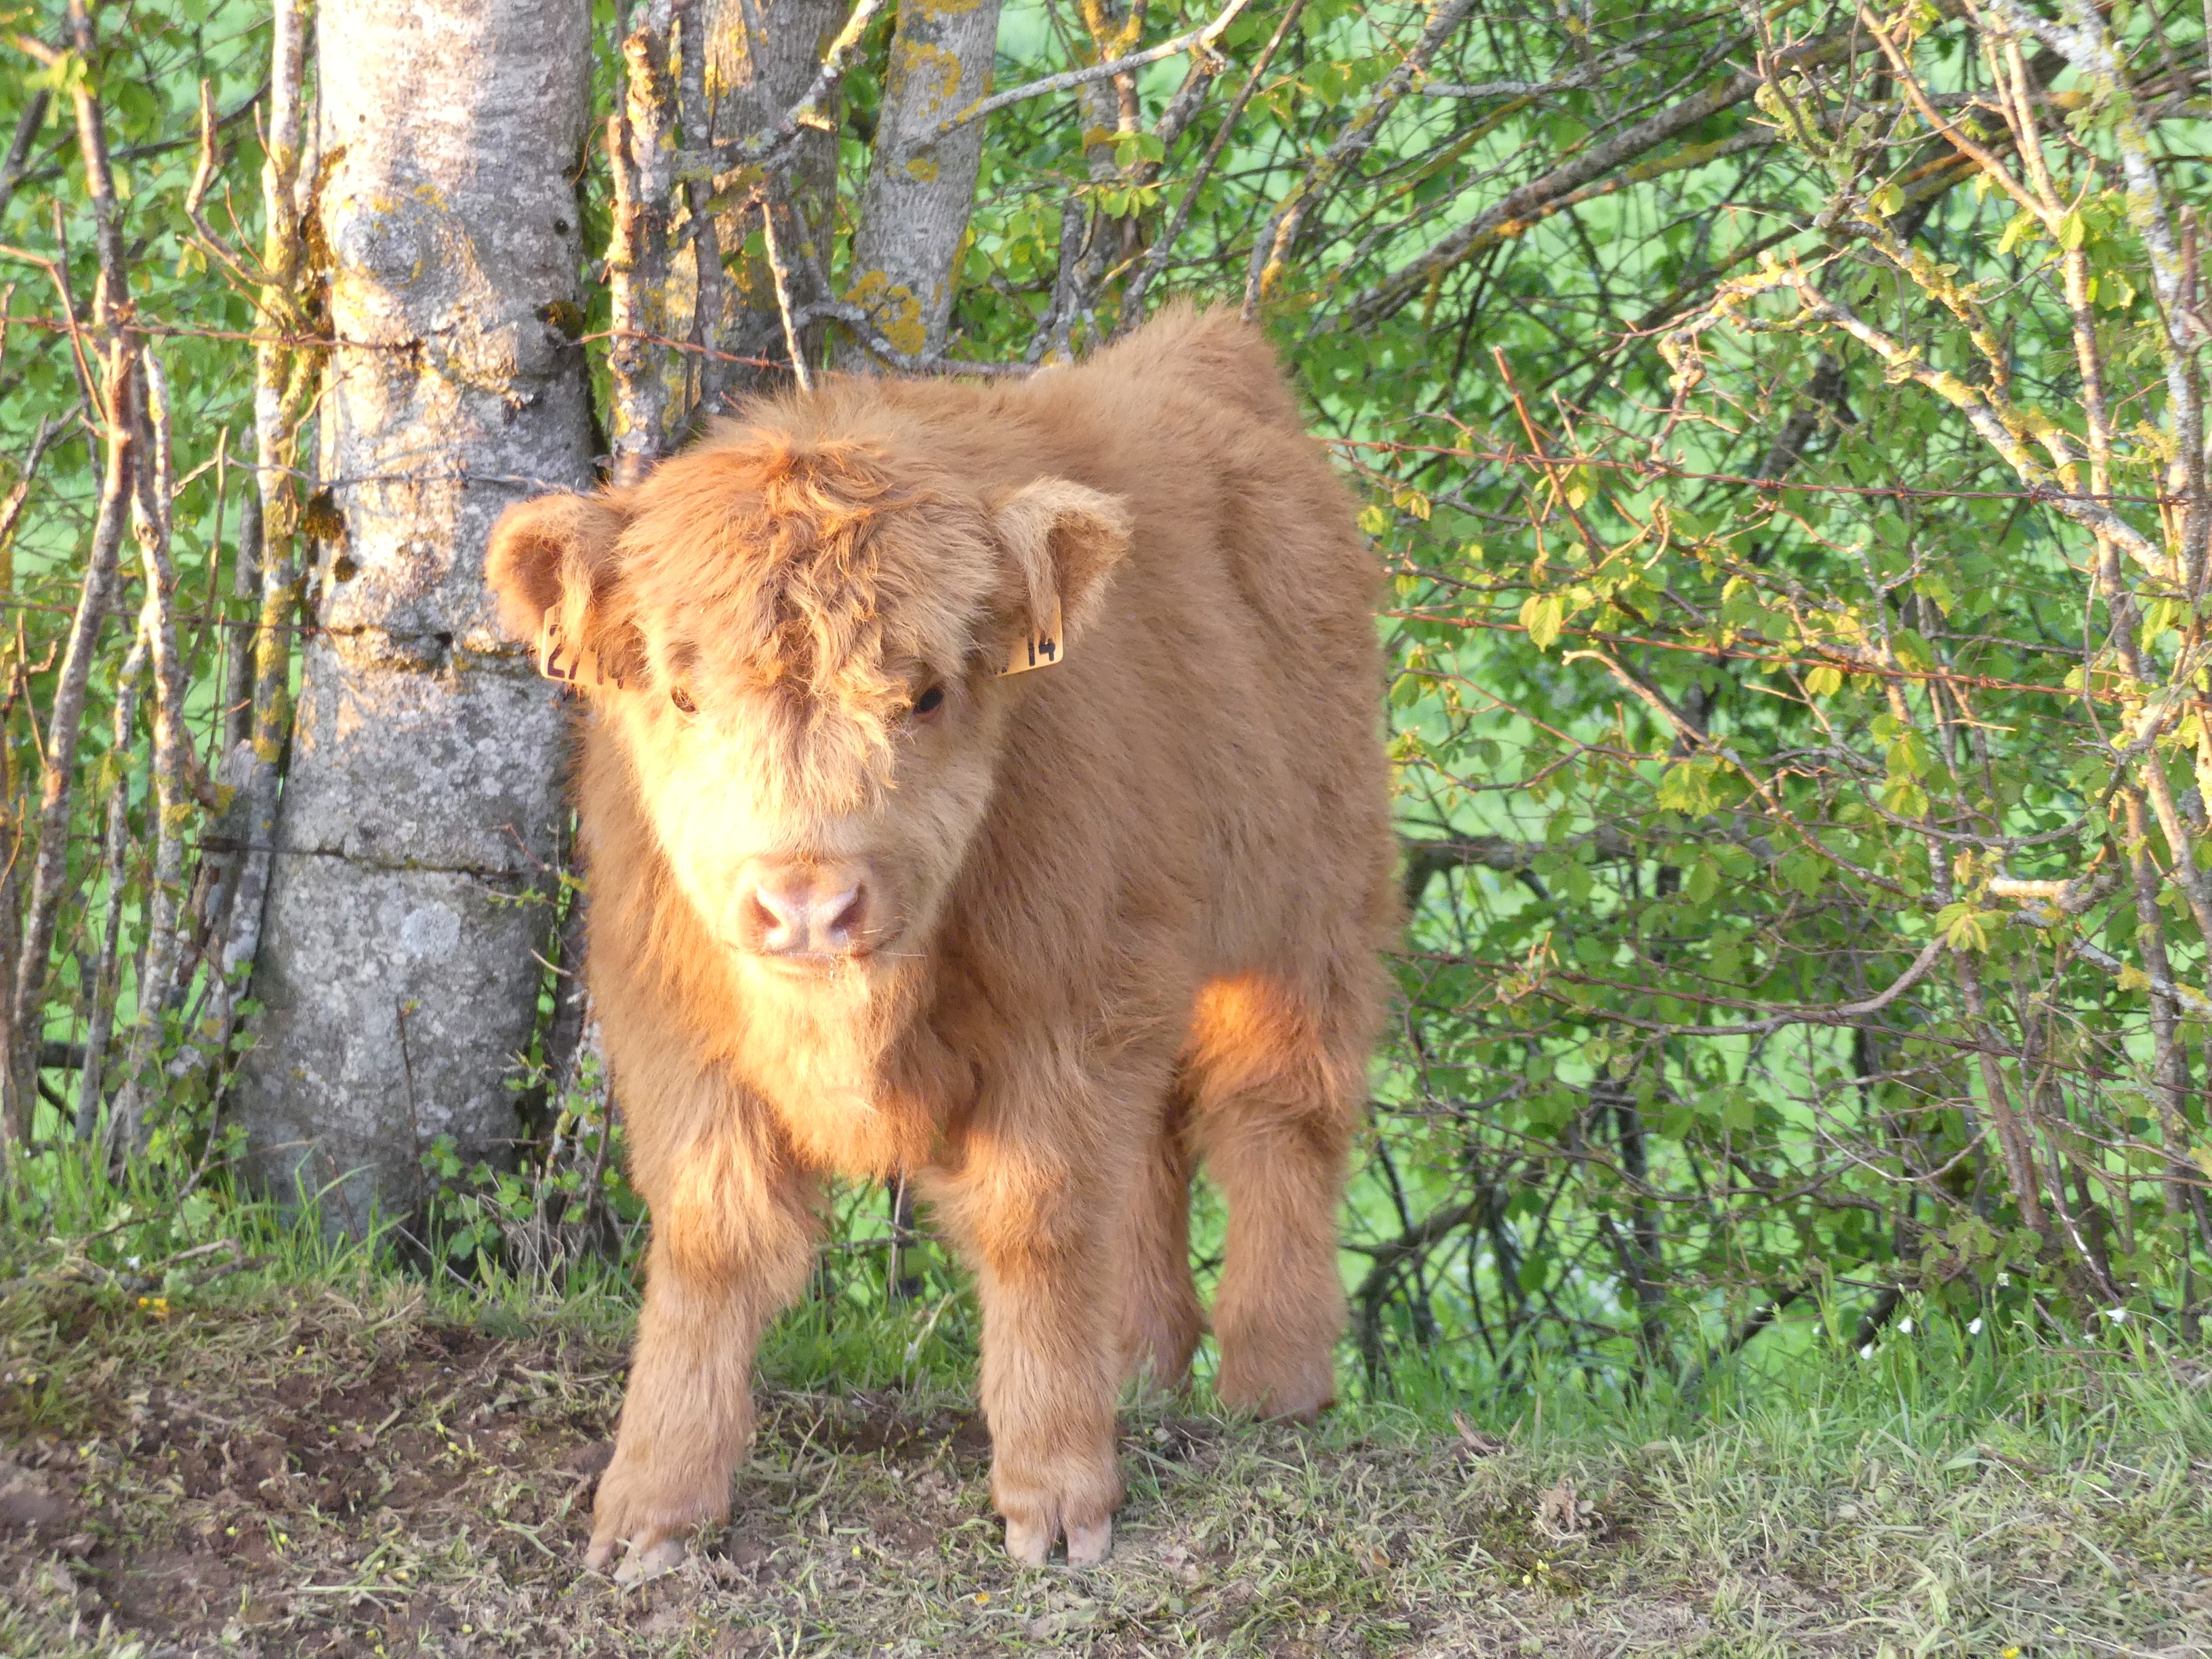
top-left (596, 1534), bottom-right (687, 1584)
top-left (1065, 1515), bottom-right (1113, 1566)
top-left (1004, 1513), bottom-right (1114, 1567)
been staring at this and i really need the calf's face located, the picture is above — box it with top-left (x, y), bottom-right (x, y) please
top-left (486, 438), bottom-right (1130, 983)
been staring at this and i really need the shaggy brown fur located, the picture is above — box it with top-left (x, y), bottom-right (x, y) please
top-left (485, 306), bottom-right (1397, 1574)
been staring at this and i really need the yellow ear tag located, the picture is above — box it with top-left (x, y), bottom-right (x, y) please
top-left (536, 619), bottom-right (572, 682)
top-left (536, 619), bottom-right (601, 687)
top-left (999, 596), bottom-right (1065, 677)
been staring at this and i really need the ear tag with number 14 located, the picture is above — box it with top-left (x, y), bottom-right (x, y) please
top-left (1000, 596), bottom-right (1065, 676)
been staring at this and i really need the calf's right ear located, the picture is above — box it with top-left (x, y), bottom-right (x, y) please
top-left (486, 492), bottom-right (633, 684)
top-left (990, 479), bottom-right (1133, 676)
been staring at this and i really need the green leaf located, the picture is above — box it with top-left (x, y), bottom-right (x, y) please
top-left (1914, 571), bottom-right (1957, 617)
top-left (1936, 902), bottom-right (1994, 951)
top-left (1885, 729), bottom-right (1931, 780)
top-left (1778, 848), bottom-right (1827, 897)
top-left (1521, 592), bottom-right (1565, 651)
top-left (1113, 131), bottom-right (1166, 169)
top-left (1890, 630), bottom-right (1935, 672)
top-left (1684, 853), bottom-right (1719, 903)
top-left (1882, 778), bottom-right (1931, 819)
top-left (1997, 211), bottom-right (2039, 256)
top-left (1658, 759), bottom-right (1721, 815)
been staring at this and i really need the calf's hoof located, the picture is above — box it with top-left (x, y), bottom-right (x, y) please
top-left (1216, 1352), bottom-right (1335, 1422)
top-left (1005, 1513), bottom-right (1114, 1567)
top-left (600, 1534), bottom-right (688, 1583)
top-left (586, 1451), bottom-right (729, 1579)
top-left (1065, 1515), bottom-right (1114, 1566)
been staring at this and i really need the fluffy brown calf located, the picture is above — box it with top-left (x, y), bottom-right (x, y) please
top-left (485, 306), bottom-right (1396, 1574)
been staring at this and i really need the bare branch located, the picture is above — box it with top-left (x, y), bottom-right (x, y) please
top-left (1121, 0), bottom-right (1307, 329)
top-left (1721, 266), bottom-right (2179, 580)
top-left (0, 89), bottom-right (48, 225)
top-left (0, 417), bottom-right (59, 559)
top-left (213, 0), bottom-right (311, 1043)
top-left (113, 349), bottom-right (191, 1151)
top-left (1245, 0), bottom-right (1479, 318)
top-left (4, 334), bottom-right (130, 1147)
top-left (1349, 24), bottom-right (1898, 327)
top-left (915, 0), bottom-right (1256, 150)
top-left (1984, 0), bottom-right (2210, 596)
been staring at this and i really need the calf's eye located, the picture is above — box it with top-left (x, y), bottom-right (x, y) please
top-left (670, 687), bottom-right (697, 714)
top-left (912, 684), bottom-right (945, 718)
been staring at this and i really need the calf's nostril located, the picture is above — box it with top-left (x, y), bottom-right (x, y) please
top-left (825, 886), bottom-right (867, 945)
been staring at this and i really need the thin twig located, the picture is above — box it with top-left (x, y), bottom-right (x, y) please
top-left (916, 0), bottom-right (1256, 149)
top-left (758, 199), bottom-right (813, 393)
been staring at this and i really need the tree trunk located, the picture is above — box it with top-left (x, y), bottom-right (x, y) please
top-left (840, 0), bottom-right (1003, 366)
top-left (232, 0), bottom-right (595, 1233)
top-left (704, 0), bottom-right (848, 403)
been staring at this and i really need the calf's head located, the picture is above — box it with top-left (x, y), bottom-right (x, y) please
top-left (487, 434), bottom-right (1130, 981)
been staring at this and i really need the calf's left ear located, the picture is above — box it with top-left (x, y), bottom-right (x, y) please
top-left (991, 479), bottom-right (1133, 676)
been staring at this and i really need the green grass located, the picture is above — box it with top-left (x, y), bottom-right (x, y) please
top-left (3, 1145), bottom-right (2209, 1657)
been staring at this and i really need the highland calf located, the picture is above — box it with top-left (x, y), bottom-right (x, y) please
top-left (485, 307), bottom-right (1397, 1574)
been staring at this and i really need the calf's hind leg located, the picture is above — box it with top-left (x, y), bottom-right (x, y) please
top-left (1184, 973), bottom-right (1364, 1420)
top-left (1118, 1086), bottom-right (1203, 1393)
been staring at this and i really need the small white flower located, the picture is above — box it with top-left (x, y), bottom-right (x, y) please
top-left (1859, 1343), bottom-right (1877, 1359)
top-left (1968, 1317), bottom-right (1984, 1335)
top-left (2105, 1307), bottom-right (2128, 1323)
top-left (1898, 1317), bottom-right (1914, 1334)
top-left (1996, 1272), bottom-right (2011, 1288)
top-left (125, 1256), bottom-right (140, 1269)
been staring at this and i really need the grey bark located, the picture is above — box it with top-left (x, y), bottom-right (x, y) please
top-left (840, 0), bottom-right (1004, 365)
top-left (232, 0), bottom-right (595, 1231)
top-left (704, 0), bottom-right (847, 401)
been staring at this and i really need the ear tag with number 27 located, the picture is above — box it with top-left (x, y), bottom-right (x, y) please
top-left (536, 619), bottom-right (604, 687)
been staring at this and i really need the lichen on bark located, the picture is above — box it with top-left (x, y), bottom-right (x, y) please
top-left (842, 0), bottom-right (1004, 366)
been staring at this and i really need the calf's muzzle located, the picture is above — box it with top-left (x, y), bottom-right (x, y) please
top-left (739, 859), bottom-right (874, 960)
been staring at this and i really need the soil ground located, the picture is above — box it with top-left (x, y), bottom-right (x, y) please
top-left (3, 1270), bottom-right (2210, 1658)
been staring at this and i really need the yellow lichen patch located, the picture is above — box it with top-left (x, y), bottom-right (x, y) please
top-left (903, 157), bottom-right (940, 184)
top-left (843, 269), bottom-right (928, 359)
top-left (897, 42), bottom-right (966, 114)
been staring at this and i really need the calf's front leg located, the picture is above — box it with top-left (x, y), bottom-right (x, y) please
top-left (924, 1119), bottom-right (1128, 1567)
top-left (589, 1090), bottom-right (815, 1579)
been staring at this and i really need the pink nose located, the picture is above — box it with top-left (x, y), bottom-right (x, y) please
top-left (743, 862), bottom-right (870, 958)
